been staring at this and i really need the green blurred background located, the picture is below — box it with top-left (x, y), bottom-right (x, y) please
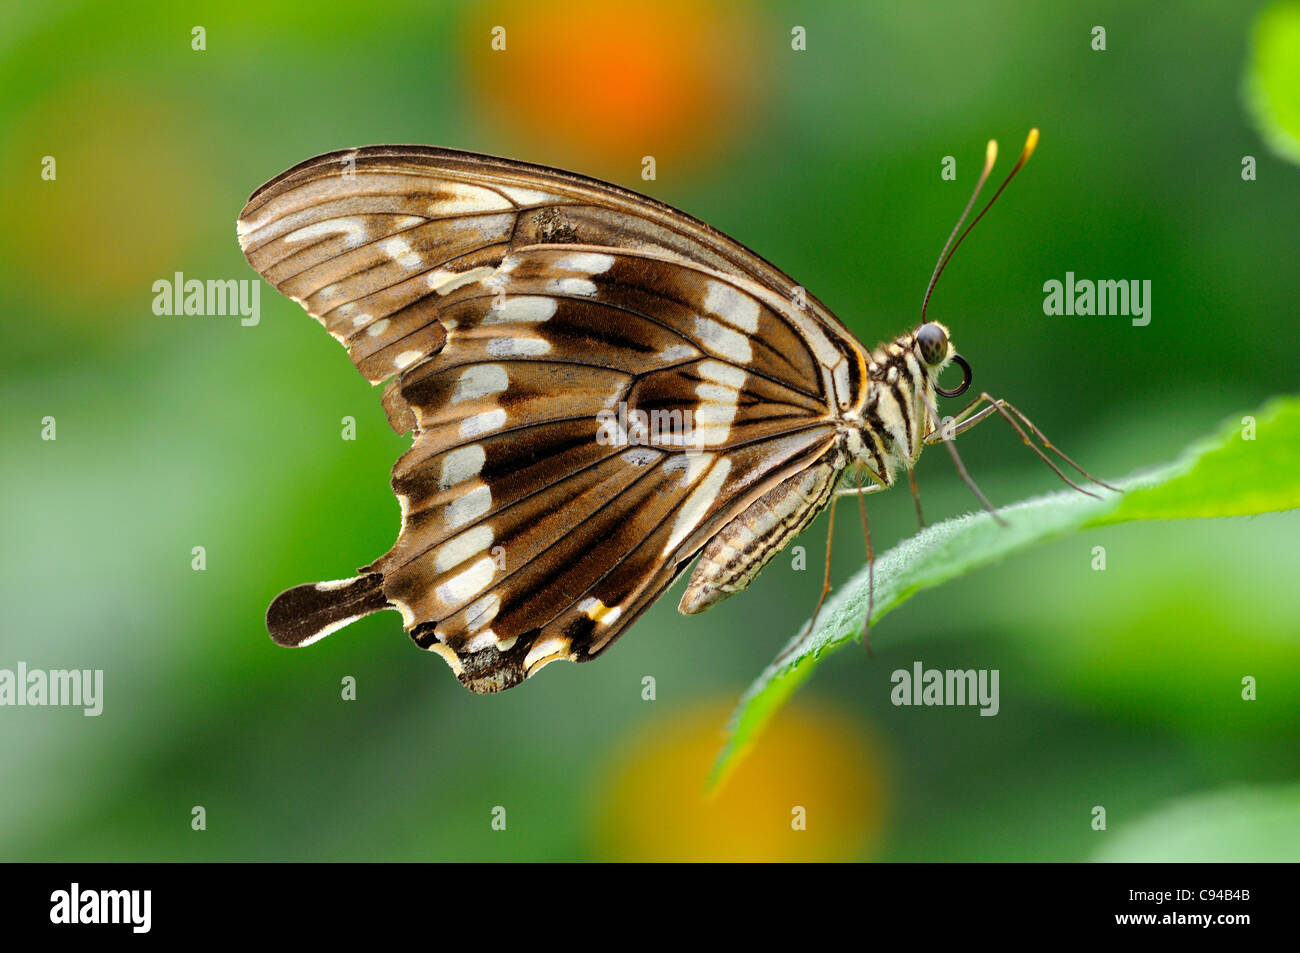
top-left (2, 0), bottom-right (1297, 861)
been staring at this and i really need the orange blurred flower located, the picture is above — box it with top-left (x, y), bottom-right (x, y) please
top-left (467, 0), bottom-right (760, 175)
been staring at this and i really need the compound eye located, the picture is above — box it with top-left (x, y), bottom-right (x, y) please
top-left (916, 322), bottom-right (949, 365)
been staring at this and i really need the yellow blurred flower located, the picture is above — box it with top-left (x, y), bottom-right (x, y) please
top-left (0, 79), bottom-right (207, 318)
top-left (592, 700), bottom-right (886, 862)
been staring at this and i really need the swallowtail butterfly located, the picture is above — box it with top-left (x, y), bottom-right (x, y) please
top-left (239, 133), bottom-right (1108, 693)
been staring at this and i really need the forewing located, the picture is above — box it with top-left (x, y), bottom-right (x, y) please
top-left (236, 145), bottom-right (862, 432)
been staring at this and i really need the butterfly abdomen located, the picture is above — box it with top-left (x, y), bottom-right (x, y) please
top-left (678, 457), bottom-right (842, 614)
top-left (266, 573), bottom-right (391, 647)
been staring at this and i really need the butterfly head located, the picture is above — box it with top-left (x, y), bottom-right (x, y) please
top-left (913, 321), bottom-right (971, 398)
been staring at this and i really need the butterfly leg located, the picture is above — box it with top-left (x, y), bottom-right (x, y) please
top-left (776, 476), bottom-right (887, 663)
top-left (906, 466), bottom-right (925, 530)
top-left (998, 399), bottom-right (1118, 492)
top-left (925, 393), bottom-right (1115, 496)
top-left (856, 478), bottom-right (876, 657)
top-left (835, 471), bottom-right (888, 655)
top-left (921, 393), bottom-right (1008, 525)
top-left (798, 492), bottom-right (840, 644)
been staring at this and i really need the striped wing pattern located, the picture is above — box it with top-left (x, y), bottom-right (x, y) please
top-left (238, 146), bottom-right (862, 692)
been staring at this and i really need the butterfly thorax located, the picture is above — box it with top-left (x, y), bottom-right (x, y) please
top-left (847, 328), bottom-right (952, 485)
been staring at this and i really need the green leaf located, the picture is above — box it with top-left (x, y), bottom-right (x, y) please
top-left (1091, 782), bottom-right (1300, 862)
top-left (710, 396), bottom-right (1300, 789)
top-left (1244, 0), bottom-right (1300, 166)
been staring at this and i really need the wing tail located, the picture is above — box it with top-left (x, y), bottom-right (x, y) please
top-left (266, 573), bottom-right (390, 647)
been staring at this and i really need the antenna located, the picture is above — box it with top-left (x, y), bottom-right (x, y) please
top-left (921, 128), bottom-right (1039, 323)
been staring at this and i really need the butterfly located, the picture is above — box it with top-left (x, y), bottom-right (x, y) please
top-left (238, 133), bottom-right (1109, 693)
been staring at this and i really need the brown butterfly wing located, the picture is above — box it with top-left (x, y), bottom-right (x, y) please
top-left (239, 148), bottom-right (862, 692)
top-left (363, 247), bottom-right (843, 691)
top-left (237, 145), bottom-right (861, 430)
